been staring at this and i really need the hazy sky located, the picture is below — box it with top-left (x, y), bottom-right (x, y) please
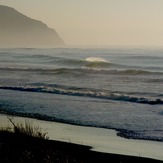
top-left (1, 0), bottom-right (163, 47)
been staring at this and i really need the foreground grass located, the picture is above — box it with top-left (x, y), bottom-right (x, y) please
top-left (7, 117), bottom-right (48, 139)
top-left (0, 119), bottom-right (162, 163)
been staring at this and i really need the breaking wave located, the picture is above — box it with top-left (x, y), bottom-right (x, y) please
top-left (85, 57), bottom-right (109, 63)
top-left (0, 85), bottom-right (162, 105)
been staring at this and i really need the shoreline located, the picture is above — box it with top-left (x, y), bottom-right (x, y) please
top-left (0, 113), bottom-right (163, 161)
top-left (1, 131), bottom-right (162, 163)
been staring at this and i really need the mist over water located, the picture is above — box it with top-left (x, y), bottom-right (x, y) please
top-left (0, 48), bottom-right (163, 141)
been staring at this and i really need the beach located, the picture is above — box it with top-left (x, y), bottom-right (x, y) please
top-left (0, 48), bottom-right (163, 162)
top-left (0, 113), bottom-right (163, 162)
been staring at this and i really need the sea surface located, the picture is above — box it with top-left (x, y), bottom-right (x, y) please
top-left (0, 47), bottom-right (163, 141)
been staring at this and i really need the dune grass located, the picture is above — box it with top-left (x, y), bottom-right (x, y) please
top-left (2, 116), bottom-right (48, 139)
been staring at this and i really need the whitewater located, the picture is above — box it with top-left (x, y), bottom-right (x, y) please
top-left (0, 48), bottom-right (163, 141)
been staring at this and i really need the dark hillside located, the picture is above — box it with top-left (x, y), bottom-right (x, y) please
top-left (0, 5), bottom-right (64, 47)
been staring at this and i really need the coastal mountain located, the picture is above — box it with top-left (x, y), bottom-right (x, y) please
top-left (0, 5), bottom-right (65, 47)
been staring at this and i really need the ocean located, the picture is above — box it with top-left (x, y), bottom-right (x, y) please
top-left (0, 47), bottom-right (163, 141)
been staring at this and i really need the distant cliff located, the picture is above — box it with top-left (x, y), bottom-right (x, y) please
top-left (0, 5), bottom-right (65, 47)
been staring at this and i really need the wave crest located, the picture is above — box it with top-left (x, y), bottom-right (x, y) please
top-left (85, 57), bottom-right (109, 63)
top-left (0, 85), bottom-right (162, 105)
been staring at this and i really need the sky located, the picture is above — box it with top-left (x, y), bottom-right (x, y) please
top-left (1, 0), bottom-right (163, 47)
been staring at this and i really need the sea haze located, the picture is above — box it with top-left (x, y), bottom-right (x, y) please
top-left (0, 48), bottom-right (163, 141)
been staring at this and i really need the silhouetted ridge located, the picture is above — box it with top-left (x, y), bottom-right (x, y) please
top-left (0, 5), bottom-right (65, 47)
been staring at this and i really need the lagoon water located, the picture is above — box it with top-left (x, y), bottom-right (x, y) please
top-left (0, 48), bottom-right (163, 141)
